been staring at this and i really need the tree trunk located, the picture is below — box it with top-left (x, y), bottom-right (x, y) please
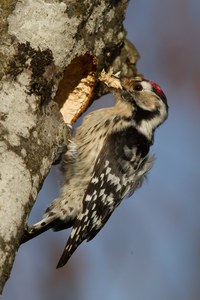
top-left (0, 0), bottom-right (139, 293)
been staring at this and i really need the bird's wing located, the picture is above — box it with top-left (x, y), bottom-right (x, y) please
top-left (57, 127), bottom-right (151, 268)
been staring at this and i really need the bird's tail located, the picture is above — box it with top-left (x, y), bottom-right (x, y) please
top-left (20, 218), bottom-right (56, 244)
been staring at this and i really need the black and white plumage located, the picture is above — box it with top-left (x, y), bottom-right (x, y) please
top-left (21, 76), bottom-right (168, 268)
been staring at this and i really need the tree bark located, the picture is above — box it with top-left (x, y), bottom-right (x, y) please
top-left (0, 0), bottom-right (139, 293)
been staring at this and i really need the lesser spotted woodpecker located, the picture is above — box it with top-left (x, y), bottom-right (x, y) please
top-left (21, 75), bottom-right (168, 268)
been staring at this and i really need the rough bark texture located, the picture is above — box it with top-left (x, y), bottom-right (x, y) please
top-left (0, 0), bottom-right (139, 293)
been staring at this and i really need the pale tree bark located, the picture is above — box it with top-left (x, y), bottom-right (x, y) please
top-left (0, 0), bottom-right (139, 293)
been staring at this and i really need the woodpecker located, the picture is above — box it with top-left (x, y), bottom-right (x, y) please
top-left (21, 75), bottom-right (168, 268)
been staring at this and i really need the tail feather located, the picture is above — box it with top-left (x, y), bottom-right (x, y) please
top-left (20, 219), bottom-right (56, 244)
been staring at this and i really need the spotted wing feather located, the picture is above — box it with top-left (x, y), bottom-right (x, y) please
top-left (57, 126), bottom-right (153, 268)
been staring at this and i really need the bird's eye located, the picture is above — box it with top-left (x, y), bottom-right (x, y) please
top-left (134, 83), bottom-right (143, 91)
